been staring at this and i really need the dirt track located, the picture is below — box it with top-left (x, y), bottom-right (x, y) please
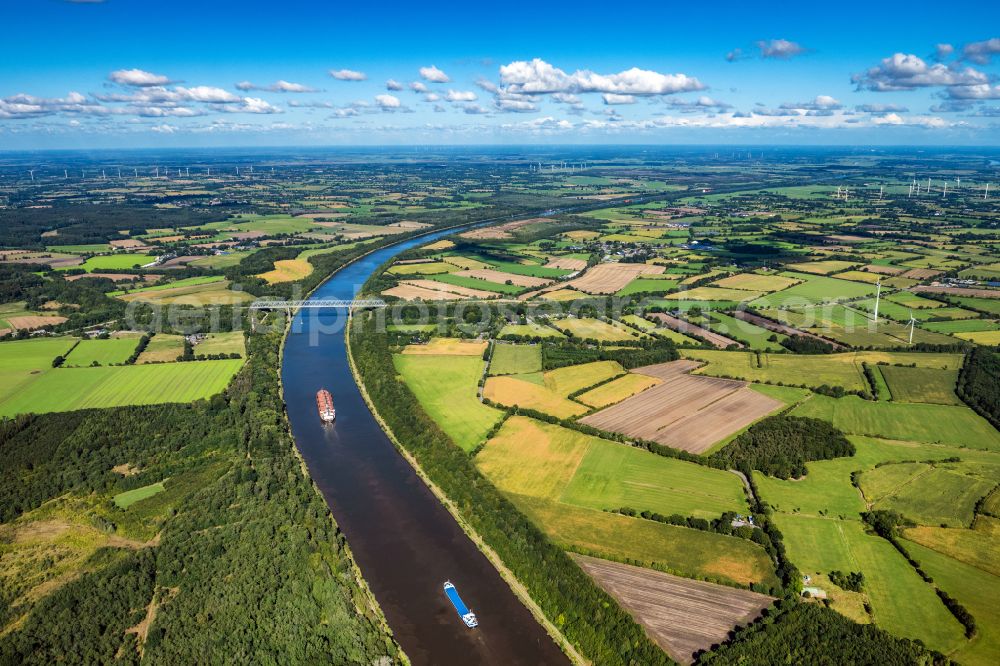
top-left (573, 554), bottom-right (773, 664)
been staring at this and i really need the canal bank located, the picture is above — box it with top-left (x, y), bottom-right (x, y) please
top-left (279, 225), bottom-right (570, 665)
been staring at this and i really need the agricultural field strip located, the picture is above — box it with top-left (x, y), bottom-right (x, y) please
top-left (646, 313), bottom-right (743, 349)
top-left (580, 360), bottom-right (783, 453)
top-left (573, 554), bottom-right (774, 665)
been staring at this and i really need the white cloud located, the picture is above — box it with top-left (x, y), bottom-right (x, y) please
top-left (109, 68), bottom-right (172, 87)
top-left (602, 93), bottom-right (636, 105)
top-left (149, 123), bottom-right (178, 133)
top-left (236, 80), bottom-right (319, 93)
top-left (177, 86), bottom-right (242, 103)
top-left (329, 69), bottom-right (367, 81)
top-left (385, 79), bottom-right (403, 91)
top-left (856, 103), bottom-right (909, 114)
top-left (934, 43), bottom-right (955, 61)
top-left (445, 90), bottom-right (477, 102)
top-left (963, 37), bottom-right (1000, 65)
top-left (551, 92), bottom-right (580, 104)
top-left (463, 104), bottom-right (491, 115)
top-left (219, 97), bottom-right (282, 114)
top-left (853, 53), bottom-right (988, 91)
top-left (946, 83), bottom-right (1000, 100)
top-left (375, 94), bottom-right (401, 110)
top-left (410, 81), bottom-right (429, 93)
top-left (498, 58), bottom-right (704, 96)
top-left (419, 65), bottom-right (451, 83)
top-left (475, 78), bottom-right (499, 93)
top-left (872, 113), bottom-right (949, 128)
top-left (424, 93), bottom-right (441, 102)
top-left (495, 98), bottom-right (537, 113)
top-left (756, 39), bottom-right (808, 59)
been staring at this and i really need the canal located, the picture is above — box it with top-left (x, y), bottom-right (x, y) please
top-left (280, 227), bottom-right (568, 665)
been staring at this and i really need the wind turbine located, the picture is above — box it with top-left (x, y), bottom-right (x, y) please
top-left (986, 183), bottom-right (991, 200)
top-left (134, 168), bottom-right (138, 178)
top-left (155, 166), bottom-right (159, 178)
top-left (908, 312), bottom-right (917, 345)
top-left (28, 169), bottom-right (35, 182)
top-left (64, 169), bottom-right (68, 179)
top-left (873, 278), bottom-right (882, 324)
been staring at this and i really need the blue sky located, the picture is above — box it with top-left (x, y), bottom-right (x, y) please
top-left (2, 0), bottom-right (999, 148)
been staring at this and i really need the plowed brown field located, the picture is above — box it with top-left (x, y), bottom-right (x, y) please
top-left (573, 554), bottom-right (773, 664)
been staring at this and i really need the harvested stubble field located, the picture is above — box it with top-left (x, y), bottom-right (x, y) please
top-left (401, 338), bottom-right (488, 356)
top-left (552, 317), bottom-right (646, 342)
top-left (545, 257), bottom-right (588, 271)
top-left (580, 361), bottom-right (783, 453)
top-left (136, 334), bottom-right (185, 363)
top-left (646, 313), bottom-right (743, 349)
top-left (567, 262), bottom-right (664, 294)
top-left (455, 268), bottom-right (551, 288)
top-left (384, 279), bottom-right (499, 300)
top-left (913, 285), bottom-right (1000, 298)
top-left (573, 554), bottom-right (774, 664)
top-left (710, 273), bottom-right (800, 292)
top-left (460, 217), bottom-right (548, 239)
top-left (576, 373), bottom-right (662, 408)
top-left (483, 376), bottom-right (588, 419)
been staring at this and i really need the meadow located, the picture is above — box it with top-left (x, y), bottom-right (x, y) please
top-left (773, 514), bottom-right (965, 653)
top-left (552, 318), bottom-right (645, 342)
top-left (136, 334), bottom-right (185, 363)
top-left (0, 359), bottom-right (244, 417)
top-left (63, 336), bottom-right (141, 367)
top-left (477, 416), bottom-right (749, 519)
top-left (859, 462), bottom-right (994, 527)
top-left (193, 331), bottom-right (246, 357)
top-left (511, 493), bottom-right (778, 588)
top-left (878, 366), bottom-right (960, 404)
top-left (113, 481), bottom-right (166, 509)
top-left (792, 396), bottom-right (1000, 449)
top-left (751, 272), bottom-right (876, 306)
top-left (489, 344), bottom-right (542, 375)
top-left (59, 253), bottom-right (158, 271)
top-left (393, 354), bottom-right (503, 451)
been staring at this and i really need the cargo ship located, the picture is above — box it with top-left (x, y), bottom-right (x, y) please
top-left (316, 389), bottom-right (336, 423)
top-left (443, 581), bottom-right (478, 628)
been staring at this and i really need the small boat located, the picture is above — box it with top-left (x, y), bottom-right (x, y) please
top-left (443, 581), bottom-right (478, 628)
top-left (316, 389), bottom-right (336, 423)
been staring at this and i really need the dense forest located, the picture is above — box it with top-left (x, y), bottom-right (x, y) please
top-left (0, 326), bottom-right (399, 663)
top-left (0, 205), bottom-right (231, 248)
top-left (349, 312), bottom-right (672, 666)
top-left (712, 415), bottom-right (855, 479)
top-left (697, 600), bottom-right (949, 665)
top-left (957, 346), bottom-right (1000, 428)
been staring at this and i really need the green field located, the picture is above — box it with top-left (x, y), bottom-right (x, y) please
top-left (879, 366), bottom-right (961, 404)
top-left (774, 514), bottom-right (965, 652)
top-left (0, 359), bottom-right (244, 417)
top-left (109, 275), bottom-right (225, 296)
top-left (478, 416), bottom-right (749, 519)
top-left (860, 463), bottom-right (995, 527)
top-left (498, 322), bottom-right (565, 339)
top-left (751, 272), bottom-right (877, 307)
top-left (792, 395), bottom-right (1000, 449)
top-left (903, 540), bottom-right (1000, 666)
top-left (0, 336), bottom-right (79, 405)
top-left (193, 331), bottom-right (246, 357)
top-left (709, 312), bottom-right (787, 350)
top-left (136, 334), bottom-right (185, 363)
top-left (393, 354), bottom-right (503, 451)
top-left (921, 319), bottom-right (1000, 334)
top-left (683, 349), bottom-right (961, 392)
top-left (482, 260), bottom-right (571, 278)
top-left (489, 344), bottom-right (541, 375)
top-left (615, 278), bottom-right (679, 296)
top-left (511, 492), bottom-right (776, 587)
top-left (62, 336), bottom-right (141, 367)
top-left (113, 481), bottom-right (166, 508)
top-left (59, 253), bottom-right (158, 271)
